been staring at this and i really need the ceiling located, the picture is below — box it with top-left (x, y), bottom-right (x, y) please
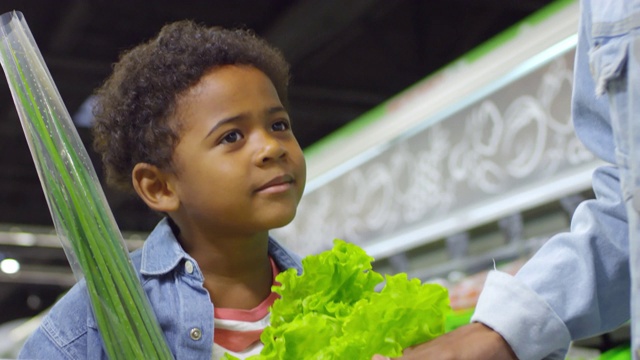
top-left (0, 0), bottom-right (555, 325)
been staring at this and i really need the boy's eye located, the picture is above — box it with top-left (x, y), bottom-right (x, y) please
top-left (272, 120), bottom-right (290, 132)
top-left (221, 130), bottom-right (243, 144)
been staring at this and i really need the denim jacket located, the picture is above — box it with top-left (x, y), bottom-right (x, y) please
top-left (472, 0), bottom-right (640, 359)
top-left (18, 218), bottom-right (303, 360)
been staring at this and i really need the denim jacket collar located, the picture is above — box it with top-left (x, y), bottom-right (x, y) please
top-left (139, 217), bottom-right (304, 277)
top-left (140, 217), bottom-right (186, 276)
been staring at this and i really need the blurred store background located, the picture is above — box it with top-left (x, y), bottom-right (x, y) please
top-left (0, 0), bottom-right (628, 358)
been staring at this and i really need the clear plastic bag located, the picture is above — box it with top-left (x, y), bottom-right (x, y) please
top-left (0, 10), bottom-right (173, 359)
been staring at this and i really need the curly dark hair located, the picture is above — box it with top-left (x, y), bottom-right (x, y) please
top-left (92, 20), bottom-right (291, 192)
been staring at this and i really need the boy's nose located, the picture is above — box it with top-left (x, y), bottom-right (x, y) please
top-left (253, 132), bottom-right (287, 165)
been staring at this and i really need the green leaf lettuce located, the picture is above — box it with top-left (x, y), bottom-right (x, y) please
top-left (224, 239), bottom-right (450, 359)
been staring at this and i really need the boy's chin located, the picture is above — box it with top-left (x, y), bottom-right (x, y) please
top-left (265, 210), bottom-right (297, 230)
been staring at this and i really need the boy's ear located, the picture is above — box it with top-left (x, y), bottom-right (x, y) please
top-left (131, 163), bottom-right (179, 213)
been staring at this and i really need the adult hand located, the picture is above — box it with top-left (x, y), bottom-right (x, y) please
top-left (371, 322), bottom-right (518, 360)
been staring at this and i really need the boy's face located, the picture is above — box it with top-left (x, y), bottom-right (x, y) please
top-left (168, 65), bottom-right (306, 236)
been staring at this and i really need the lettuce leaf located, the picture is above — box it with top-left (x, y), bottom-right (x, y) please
top-left (223, 239), bottom-right (450, 359)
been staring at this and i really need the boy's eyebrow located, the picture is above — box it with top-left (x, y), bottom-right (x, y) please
top-left (204, 106), bottom-right (288, 140)
top-left (205, 115), bottom-right (244, 140)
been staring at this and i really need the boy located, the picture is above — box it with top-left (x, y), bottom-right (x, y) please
top-left (19, 20), bottom-right (306, 359)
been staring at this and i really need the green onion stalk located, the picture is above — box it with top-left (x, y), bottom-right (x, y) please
top-left (0, 11), bottom-right (173, 359)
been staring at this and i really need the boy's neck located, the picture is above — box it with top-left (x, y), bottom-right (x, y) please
top-left (175, 224), bottom-right (274, 309)
top-left (200, 241), bottom-right (273, 310)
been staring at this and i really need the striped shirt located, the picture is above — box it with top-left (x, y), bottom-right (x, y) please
top-left (211, 258), bottom-right (280, 359)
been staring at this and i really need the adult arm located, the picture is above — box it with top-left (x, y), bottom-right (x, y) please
top-left (375, 157), bottom-right (629, 360)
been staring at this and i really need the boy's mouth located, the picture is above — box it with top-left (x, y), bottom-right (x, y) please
top-left (255, 174), bottom-right (295, 193)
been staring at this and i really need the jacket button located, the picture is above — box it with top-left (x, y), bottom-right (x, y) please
top-left (189, 327), bottom-right (202, 341)
top-left (185, 260), bottom-right (194, 274)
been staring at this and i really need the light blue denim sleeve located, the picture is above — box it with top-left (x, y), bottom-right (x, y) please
top-left (472, 0), bottom-right (633, 359)
top-left (18, 325), bottom-right (73, 360)
top-left (18, 281), bottom-right (108, 360)
top-left (473, 165), bottom-right (630, 360)
top-left (472, 271), bottom-right (570, 360)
